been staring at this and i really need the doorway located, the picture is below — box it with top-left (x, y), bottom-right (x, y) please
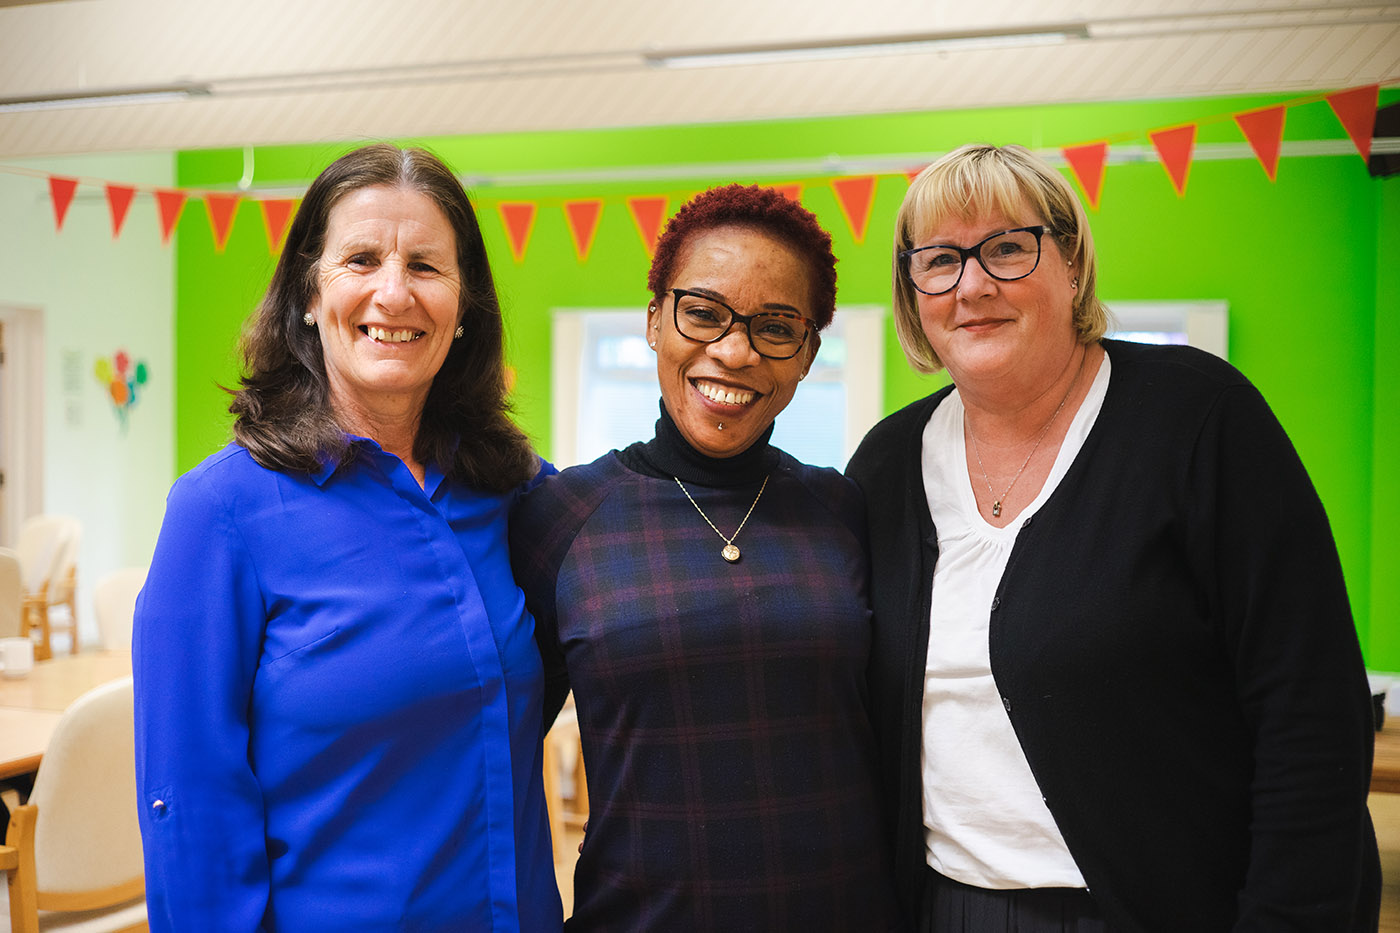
top-left (0, 304), bottom-right (45, 548)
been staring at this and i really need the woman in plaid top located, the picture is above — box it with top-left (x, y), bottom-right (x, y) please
top-left (511, 185), bottom-right (901, 931)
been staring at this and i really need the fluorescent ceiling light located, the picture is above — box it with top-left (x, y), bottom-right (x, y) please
top-left (0, 83), bottom-right (210, 114)
top-left (645, 24), bottom-right (1088, 69)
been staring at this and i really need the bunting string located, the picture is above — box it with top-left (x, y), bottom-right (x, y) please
top-left (2, 83), bottom-right (1391, 256)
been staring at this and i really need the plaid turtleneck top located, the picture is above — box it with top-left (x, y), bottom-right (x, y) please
top-left (510, 404), bottom-right (901, 932)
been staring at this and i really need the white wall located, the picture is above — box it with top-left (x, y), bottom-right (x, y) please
top-left (0, 151), bottom-right (175, 648)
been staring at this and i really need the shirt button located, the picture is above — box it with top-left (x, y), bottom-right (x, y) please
top-left (152, 800), bottom-right (166, 810)
top-left (1002, 697), bottom-right (1012, 713)
top-left (1022, 516), bottom-right (1033, 528)
top-left (991, 596), bottom-right (1001, 610)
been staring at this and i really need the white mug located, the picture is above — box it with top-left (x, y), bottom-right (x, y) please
top-left (0, 636), bottom-right (34, 679)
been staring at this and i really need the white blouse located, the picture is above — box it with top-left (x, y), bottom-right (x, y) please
top-left (919, 352), bottom-right (1111, 889)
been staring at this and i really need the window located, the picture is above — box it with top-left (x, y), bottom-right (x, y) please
top-left (1105, 301), bottom-right (1228, 359)
top-left (550, 307), bottom-right (885, 469)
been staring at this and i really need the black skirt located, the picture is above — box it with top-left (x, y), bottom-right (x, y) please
top-left (920, 866), bottom-right (1125, 933)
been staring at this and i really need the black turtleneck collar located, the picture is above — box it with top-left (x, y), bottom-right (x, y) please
top-left (616, 400), bottom-right (778, 487)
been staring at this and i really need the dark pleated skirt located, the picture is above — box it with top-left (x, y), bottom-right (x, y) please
top-left (920, 866), bottom-right (1123, 933)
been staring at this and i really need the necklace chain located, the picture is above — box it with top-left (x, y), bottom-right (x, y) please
top-left (674, 475), bottom-right (769, 563)
top-left (967, 352), bottom-right (1086, 519)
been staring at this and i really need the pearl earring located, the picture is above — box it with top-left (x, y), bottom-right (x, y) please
top-left (303, 312), bottom-right (314, 327)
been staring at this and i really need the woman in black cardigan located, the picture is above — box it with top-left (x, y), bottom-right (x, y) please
top-left (846, 143), bottom-right (1379, 932)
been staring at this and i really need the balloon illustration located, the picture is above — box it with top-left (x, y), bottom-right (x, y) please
top-left (94, 349), bottom-right (149, 431)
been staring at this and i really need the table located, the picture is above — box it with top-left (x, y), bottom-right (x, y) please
top-left (0, 650), bottom-right (131, 780)
top-left (0, 708), bottom-right (62, 779)
top-left (1372, 720), bottom-right (1400, 794)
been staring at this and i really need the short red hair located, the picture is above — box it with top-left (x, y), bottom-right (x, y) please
top-left (647, 184), bottom-right (838, 331)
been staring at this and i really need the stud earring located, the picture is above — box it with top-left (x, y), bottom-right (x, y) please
top-left (454, 325), bottom-right (465, 339)
top-left (1071, 277), bottom-right (1080, 290)
top-left (717, 423), bottom-right (725, 431)
top-left (303, 312), bottom-right (315, 327)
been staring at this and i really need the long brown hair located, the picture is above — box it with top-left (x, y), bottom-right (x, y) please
top-left (229, 143), bottom-right (536, 492)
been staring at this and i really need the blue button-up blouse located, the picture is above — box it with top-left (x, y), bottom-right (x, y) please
top-left (134, 439), bottom-right (562, 932)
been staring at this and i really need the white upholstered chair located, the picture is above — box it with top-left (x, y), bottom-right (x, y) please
top-left (0, 676), bottom-right (147, 932)
top-left (92, 569), bottom-right (147, 653)
top-left (15, 516), bottom-right (82, 660)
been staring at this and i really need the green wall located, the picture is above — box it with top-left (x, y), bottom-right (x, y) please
top-left (173, 90), bottom-right (1400, 665)
top-left (1373, 171), bottom-right (1400, 665)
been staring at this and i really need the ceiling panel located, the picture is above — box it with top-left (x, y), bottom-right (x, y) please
top-left (0, 0), bottom-right (1396, 159)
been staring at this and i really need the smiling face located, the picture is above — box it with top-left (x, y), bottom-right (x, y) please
top-left (309, 184), bottom-right (462, 428)
top-left (913, 203), bottom-right (1080, 397)
top-left (647, 224), bottom-right (817, 458)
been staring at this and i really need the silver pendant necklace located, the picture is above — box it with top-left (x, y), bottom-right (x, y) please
top-left (674, 475), bottom-right (769, 563)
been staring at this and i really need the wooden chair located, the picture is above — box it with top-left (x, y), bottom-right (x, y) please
top-left (0, 548), bottom-right (21, 641)
top-left (543, 698), bottom-right (588, 862)
top-left (92, 568), bottom-right (147, 652)
top-left (16, 516), bottom-right (82, 660)
top-left (0, 676), bottom-right (146, 932)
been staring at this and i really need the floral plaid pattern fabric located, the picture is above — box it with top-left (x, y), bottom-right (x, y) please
top-left (512, 452), bottom-right (901, 931)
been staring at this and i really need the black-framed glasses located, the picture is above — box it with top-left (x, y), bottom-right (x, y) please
top-left (899, 225), bottom-right (1046, 296)
top-left (669, 288), bottom-right (815, 360)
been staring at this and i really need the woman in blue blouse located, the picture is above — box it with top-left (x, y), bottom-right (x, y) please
top-left (134, 144), bottom-right (562, 932)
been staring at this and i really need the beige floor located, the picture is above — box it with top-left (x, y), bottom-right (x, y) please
top-left (552, 796), bottom-right (1400, 926)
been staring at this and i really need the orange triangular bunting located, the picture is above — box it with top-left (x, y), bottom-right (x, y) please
top-left (155, 190), bottom-right (187, 245)
top-left (259, 199), bottom-right (297, 254)
top-left (831, 176), bottom-right (877, 243)
top-left (105, 184), bottom-right (136, 239)
top-left (1327, 84), bottom-right (1379, 162)
top-left (626, 196), bottom-right (668, 257)
top-left (204, 193), bottom-right (241, 252)
top-left (1149, 124), bottom-right (1197, 197)
top-left (1062, 142), bottom-right (1109, 209)
top-left (498, 202), bottom-right (537, 263)
top-left (48, 176), bottom-right (79, 232)
top-left (563, 200), bottom-right (603, 262)
top-left (772, 183), bottom-right (803, 202)
top-left (1233, 106), bottom-right (1286, 181)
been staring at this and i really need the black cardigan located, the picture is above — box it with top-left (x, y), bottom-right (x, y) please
top-left (846, 339), bottom-right (1380, 932)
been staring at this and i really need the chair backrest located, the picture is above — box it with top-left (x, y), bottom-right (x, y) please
top-left (93, 567), bottom-right (147, 651)
top-left (46, 522), bottom-right (82, 605)
top-left (0, 547), bottom-right (21, 639)
top-left (27, 676), bottom-right (144, 897)
top-left (15, 515), bottom-right (81, 596)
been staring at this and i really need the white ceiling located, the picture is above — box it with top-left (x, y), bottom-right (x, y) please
top-left (0, 0), bottom-right (1396, 160)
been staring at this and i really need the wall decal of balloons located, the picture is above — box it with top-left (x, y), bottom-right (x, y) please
top-left (94, 349), bottom-right (149, 431)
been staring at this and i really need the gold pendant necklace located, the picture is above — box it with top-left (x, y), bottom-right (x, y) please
top-left (967, 350), bottom-right (1086, 519)
top-left (674, 475), bottom-right (769, 563)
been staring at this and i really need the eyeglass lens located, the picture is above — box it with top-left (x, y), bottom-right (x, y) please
top-left (906, 228), bottom-right (1042, 295)
top-left (673, 292), bottom-right (808, 359)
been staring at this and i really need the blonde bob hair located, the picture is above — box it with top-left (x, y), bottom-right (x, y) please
top-left (891, 143), bottom-right (1109, 374)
